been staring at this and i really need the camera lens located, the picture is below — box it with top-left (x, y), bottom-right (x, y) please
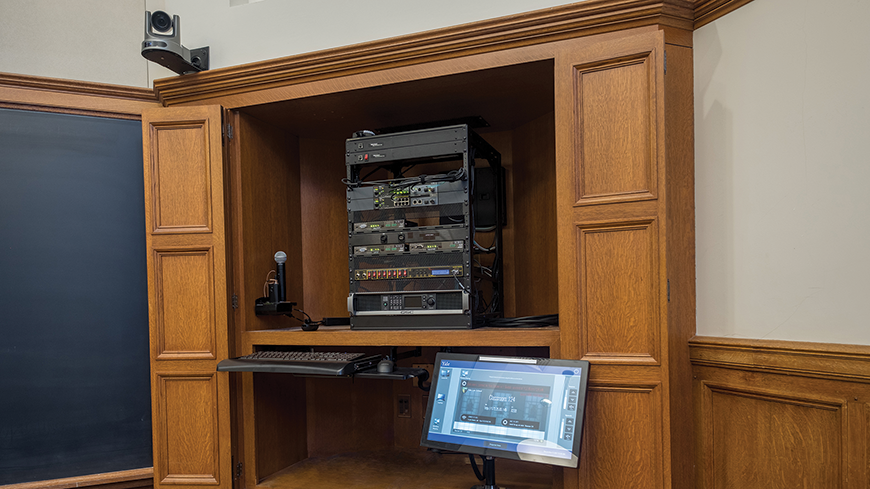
top-left (151, 11), bottom-right (172, 32)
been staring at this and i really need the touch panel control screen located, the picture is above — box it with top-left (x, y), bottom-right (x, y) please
top-left (420, 353), bottom-right (589, 468)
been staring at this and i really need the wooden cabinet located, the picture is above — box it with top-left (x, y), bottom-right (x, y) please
top-left (142, 8), bottom-right (695, 488)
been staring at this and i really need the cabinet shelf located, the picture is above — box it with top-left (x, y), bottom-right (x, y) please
top-left (255, 448), bottom-right (555, 489)
top-left (244, 325), bottom-right (560, 348)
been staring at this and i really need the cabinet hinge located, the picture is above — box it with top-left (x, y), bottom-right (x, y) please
top-left (225, 123), bottom-right (233, 139)
top-left (234, 461), bottom-right (243, 480)
top-left (232, 294), bottom-right (239, 309)
top-left (667, 279), bottom-right (671, 302)
top-left (664, 50), bottom-right (667, 74)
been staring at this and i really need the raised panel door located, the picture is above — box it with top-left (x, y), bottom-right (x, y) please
top-left (577, 220), bottom-right (660, 364)
top-left (579, 384), bottom-right (664, 489)
top-left (142, 105), bottom-right (232, 489)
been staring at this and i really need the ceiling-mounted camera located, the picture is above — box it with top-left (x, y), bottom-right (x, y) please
top-left (141, 11), bottom-right (209, 75)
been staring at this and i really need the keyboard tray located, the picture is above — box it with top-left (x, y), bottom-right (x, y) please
top-left (216, 354), bottom-right (382, 376)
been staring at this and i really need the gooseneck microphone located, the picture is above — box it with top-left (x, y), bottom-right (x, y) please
top-left (274, 251), bottom-right (287, 303)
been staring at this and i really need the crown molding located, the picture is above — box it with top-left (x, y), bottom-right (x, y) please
top-left (0, 73), bottom-right (159, 119)
top-left (153, 0), bottom-right (696, 106)
top-left (0, 73), bottom-right (156, 101)
top-left (693, 0), bottom-right (755, 28)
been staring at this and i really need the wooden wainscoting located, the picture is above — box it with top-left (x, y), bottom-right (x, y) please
top-left (690, 336), bottom-right (870, 489)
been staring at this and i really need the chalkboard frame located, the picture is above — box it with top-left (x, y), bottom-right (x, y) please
top-left (0, 107), bottom-right (153, 486)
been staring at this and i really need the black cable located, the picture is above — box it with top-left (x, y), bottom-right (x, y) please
top-left (288, 308), bottom-right (323, 331)
top-left (469, 455), bottom-right (485, 481)
top-left (482, 314), bottom-right (559, 328)
top-left (292, 308), bottom-right (313, 322)
top-left (342, 168), bottom-right (466, 191)
top-left (341, 177), bottom-right (361, 188)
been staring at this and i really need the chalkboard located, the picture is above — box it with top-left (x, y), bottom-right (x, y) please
top-left (0, 108), bottom-right (152, 485)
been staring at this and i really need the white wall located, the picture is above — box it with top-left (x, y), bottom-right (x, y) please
top-left (0, 0), bottom-right (149, 87)
top-left (694, 0), bottom-right (870, 344)
top-left (0, 0), bottom-right (578, 86)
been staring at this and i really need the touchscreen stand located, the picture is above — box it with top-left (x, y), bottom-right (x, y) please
top-left (421, 352), bottom-right (590, 488)
top-left (472, 455), bottom-right (500, 489)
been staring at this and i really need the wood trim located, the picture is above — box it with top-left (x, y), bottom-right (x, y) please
top-left (693, 0), bottom-right (756, 29)
top-left (0, 73), bottom-right (155, 100)
top-left (153, 0), bottom-right (695, 106)
top-left (690, 336), bottom-right (870, 383)
top-left (691, 336), bottom-right (866, 488)
top-left (0, 72), bottom-right (159, 119)
top-left (244, 326), bottom-right (561, 349)
top-left (0, 101), bottom-right (143, 121)
top-left (0, 468), bottom-right (153, 489)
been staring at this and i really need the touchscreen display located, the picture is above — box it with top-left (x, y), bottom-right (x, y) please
top-left (420, 353), bottom-right (589, 468)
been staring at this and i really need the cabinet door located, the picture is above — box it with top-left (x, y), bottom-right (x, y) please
top-left (555, 31), bottom-right (670, 489)
top-left (142, 106), bottom-right (233, 489)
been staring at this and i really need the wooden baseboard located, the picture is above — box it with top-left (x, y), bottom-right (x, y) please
top-left (691, 336), bottom-right (870, 488)
top-left (0, 468), bottom-right (153, 489)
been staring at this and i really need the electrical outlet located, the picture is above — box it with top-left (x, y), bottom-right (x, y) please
top-left (412, 363), bottom-right (434, 387)
top-left (397, 394), bottom-right (411, 418)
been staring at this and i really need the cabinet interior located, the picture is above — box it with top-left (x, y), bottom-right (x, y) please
top-left (227, 58), bottom-right (564, 485)
top-left (233, 59), bottom-right (559, 333)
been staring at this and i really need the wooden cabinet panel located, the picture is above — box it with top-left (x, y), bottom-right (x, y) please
top-left (556, 32), bottom-right (667, 364)
top-left (156, 374), bottom-right (223, 484)
top-left (705, 384), bottom-right (843, 488)
top-left (304, 378), bottom-right (395, 457)
top-left (143, 105), bottom-right (232, 489)
top-left (556, 30), bottom-right (692, 489)
top-left (148, 123), bottom-right (215, 234)
top-left (691, 339), bottom-right (870, 489)
top-left (572, 52), bottom-right (658, 206)
top-left (577, 220), bottom-right (659, 363)
top-left (578, 384), bottom-right (663, 489)
top-left (154, 249), bottom-right (216, 359)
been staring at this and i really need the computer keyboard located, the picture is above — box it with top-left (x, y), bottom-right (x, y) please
top-left (216, 350), bottom-right (381, 376)
top-left (241, 351), bottom-right (366, 362)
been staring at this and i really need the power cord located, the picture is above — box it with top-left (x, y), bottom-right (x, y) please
top-left (287, 307), bottom-right (321, 331)
top-left (482, 314), bottom-right (558, 328)
top-left (469, 455), bottom-right (486, 481)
